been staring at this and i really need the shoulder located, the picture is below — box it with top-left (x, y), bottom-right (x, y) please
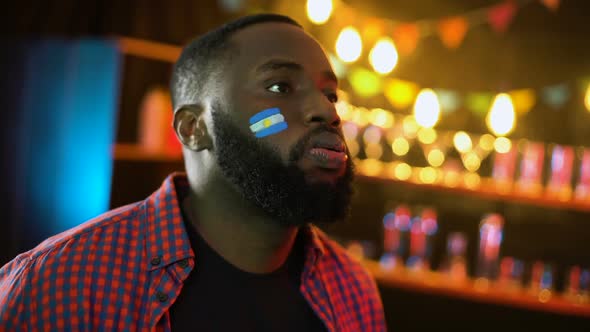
top-left (0, 201), bottom-right (144, 288)
top-left (15, 202), bottom-right (143, 264)
top-left (0, 202), bottom-right (146, 328)
top-left (312, 227), bottom-right (387, 331)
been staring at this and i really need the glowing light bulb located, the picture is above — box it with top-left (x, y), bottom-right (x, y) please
top-left (463, 152), bottom-right (481, 172)
top-left (417, 128), bottom-right (437, 145)
top-left (370, 108), bottom-right (394, 128)
top-left (392, 138), bottom-right (410, 156)
top-left (419, 167), bottom-right (437, 184)
top-left (487, 93), bottom-right (516, 136)
top-left (427, 149), bottom-right (445, 167)
top-left (402, 116), bottom-right (418, 138)
top-left (336, 26), bottom-right (362, 63)
top-left (394, 163), bottom-right (412, 180)
top-left (585, 84), bottom-right (590, 112)
top-left (453, 131), bottom-right (472, 153)
top-left (494, 137), bottom-right (512, 154)
top-left (306, 0), bottom-right (333, 25)
top-left (479, 134), bottom-right (495, 151)
top-left (369, 37), bottom-right (398, 75)
top-left (414, 89), bottom-right (441, 128)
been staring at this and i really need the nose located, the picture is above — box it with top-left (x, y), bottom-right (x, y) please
top-left (303, 93), bottom-right (341, 128)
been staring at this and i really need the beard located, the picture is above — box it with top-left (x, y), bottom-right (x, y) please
top-left (211, 108), bottom-right (354, 227)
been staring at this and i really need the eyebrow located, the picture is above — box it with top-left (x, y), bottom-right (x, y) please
top-left (255, 59), bottom-right (338, 85)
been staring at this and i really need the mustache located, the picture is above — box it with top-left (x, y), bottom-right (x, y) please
top-left (288, 125), bottom-right (345, 163)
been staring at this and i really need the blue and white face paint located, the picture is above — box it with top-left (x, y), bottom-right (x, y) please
top-left (249, 107), bottom-right (288, 138)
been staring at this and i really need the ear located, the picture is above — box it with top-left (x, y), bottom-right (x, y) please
top-left (173, 105), bottom-right (213, 151)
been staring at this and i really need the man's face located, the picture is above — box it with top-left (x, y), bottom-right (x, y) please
top-left (210, 22), bottom-right (354, 226)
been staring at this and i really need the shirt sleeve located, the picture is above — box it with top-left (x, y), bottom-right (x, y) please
top-left (0, 256), bottom-right (33, 330)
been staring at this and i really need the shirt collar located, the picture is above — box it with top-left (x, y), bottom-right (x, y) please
top-left (143, 172), bottom-right (194, 271)
top-left (142, 172), bottom-right (326, 271)
top-left (301, 224), bottom-right (326, 266)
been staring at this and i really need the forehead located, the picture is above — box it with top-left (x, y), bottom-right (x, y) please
top-left (229, 22), bottom-right (332, 70)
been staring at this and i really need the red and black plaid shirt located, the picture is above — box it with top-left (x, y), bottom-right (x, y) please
top-left (0, 173), bottom-right (386, 331)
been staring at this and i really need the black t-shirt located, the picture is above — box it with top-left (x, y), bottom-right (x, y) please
top-left (169, 216), bottom-right (327, 332)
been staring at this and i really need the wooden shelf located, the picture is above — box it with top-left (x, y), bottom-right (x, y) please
top-left (357, 173), bottom-right (590, 213)
top-left (112, 144), bottom-right (590, 212)
top-left (112, 143), bottom-right (182, 162)
top-left (363, 260), bottom-right (590, 318)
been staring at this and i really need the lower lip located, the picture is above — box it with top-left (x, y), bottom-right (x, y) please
top-left (306, 148), bottom-right (348, 170)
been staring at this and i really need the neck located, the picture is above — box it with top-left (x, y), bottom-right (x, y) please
top-left (182, 180), bottom-right (300, 274)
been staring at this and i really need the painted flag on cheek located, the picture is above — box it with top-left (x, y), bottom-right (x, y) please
top-left (249, 107), bottom-right (288, 138)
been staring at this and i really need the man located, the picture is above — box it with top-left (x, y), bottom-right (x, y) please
top-left (0, 14), bottom-right (386, 331)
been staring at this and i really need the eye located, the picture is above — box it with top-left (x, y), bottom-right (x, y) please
top-left (266, 82), bottom-right (292, 94)
top-left (326, 91), bottom-right (338, 103)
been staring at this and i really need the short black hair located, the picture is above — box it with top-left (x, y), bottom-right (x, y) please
top-left (170, 13), bottom-right (302, 110)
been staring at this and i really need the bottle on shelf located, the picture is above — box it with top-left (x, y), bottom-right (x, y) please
top-left (515, 141), bottom-right (545, 196)
top-left (380, 204), bottom-right (412, 270)
top-left (497, 256), bottom-right (524, 292)
top-left (574, 148), bottom-right (590, 201)
top-left (476, 213), bottom-right (504, 281)
top-left (528, 261), bottom-right (554, 302)
top-left (565, 265), bottom-right (590, 304)
top-left (440, 232), bottom-right (468, 283)
top-left (546, 144), bottom-right (574, 201)
top-left (406, 208), bottom-right (438, 271)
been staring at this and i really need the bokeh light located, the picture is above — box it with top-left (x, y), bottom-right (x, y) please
top-left (417, 128), bottom-right (437, 145)
top-left (453, 131), bottom-right (473, 153)
top-left (363, 125), bottom-right (382, 144)
top-left (419, 167), bottom-right (438, 184)
top-left (427, 149), bottom-right (445, 167)
top-left (369, 37), bottom-right (398, 75)
top-left (306, 0), bottom-right (333, 25)
top-left (346, 139), bottom-right (360, 158)
top-left (394, 162), bottom-right (412, 180)
top-left (336, 26), bottom-right (362, 63)
top-left (370, 108), bottom-right (394, 128)
top-left (487, 93), bottom-right (516, 136)
top-left (414, 89), bottom-right (441, 128)
top-left (392, 137), bottom-right (410, 156)
top-left (365, 143), bottom-right (384, 159)
top-left (494, 137), bottom-right (512, 154)
top-left (359, 158), bottom-right (383, 176)
top-left (349, 67), bottom-right (382, 98)
top-left (463, 152), bottom-right (481, 172)
top-left (479, 134), bottom-right (496, 151)
top-left (351, 107), bottom-right (370, 126)
top-left (342, 121), bottom-right (358, 140)
top-left (335, 100), bottom-right (352, 121)
top-left (384, 79), bottom-right (419, 109)
top-left (402, 115), bottom-right (419, 138)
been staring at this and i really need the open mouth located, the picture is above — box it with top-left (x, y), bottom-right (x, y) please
top-left (305, 132), bottom-right (348, 170)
